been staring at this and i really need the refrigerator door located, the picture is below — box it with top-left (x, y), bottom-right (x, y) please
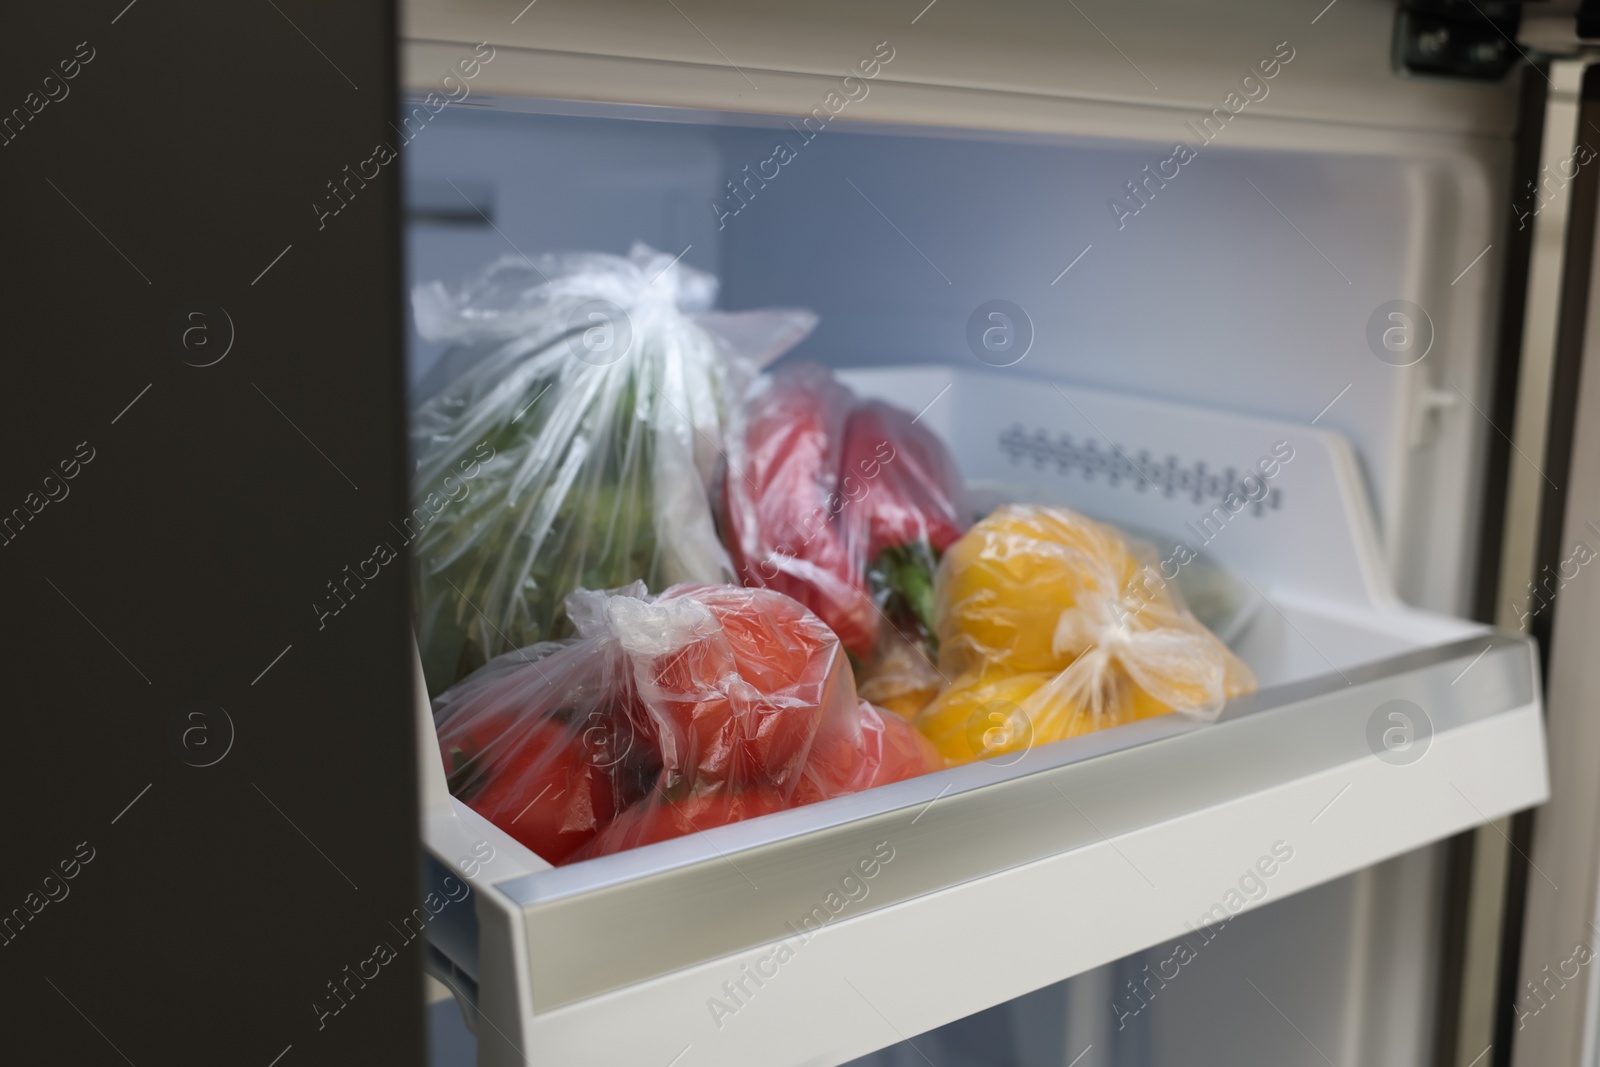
top-left (3, 4), bottom-right (423, 1067)
top-left (1506, 59), bottom-right (1600, 1067)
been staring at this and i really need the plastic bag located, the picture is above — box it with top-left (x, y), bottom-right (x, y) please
top-left (434, 582), bottom-right (942, 865)
top-left (965, 480), bottom-right (1263, 647)
top-left (719, 363), bottom-right (967, 717)
top-left (409, 244), bottom-right (817, 695)
top-left (916, 504), bottom-right (1255, 764)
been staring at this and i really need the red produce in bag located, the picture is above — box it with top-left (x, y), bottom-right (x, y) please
top-left (720, 363), bottom-right (968, 718)
top-left (841, 401), bottom-right (966, 563)
top-left (717, 366), bottom-right (878, 657)
top-left (435, 581), bottom-right (942, 866)
top-left (433, 631), bottom-right (659, 865)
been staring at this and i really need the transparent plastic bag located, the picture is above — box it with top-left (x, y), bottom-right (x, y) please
top-left (409, 244), bottom-right (816, 695)
top-left (719, 363), bottom-right (967, 717)
top-left (434, 582), bottom-right (942, 866)
top-left (965, 480), bottom-right (1263, 646)
top-left (917, 504), bottom-right (1255, 764)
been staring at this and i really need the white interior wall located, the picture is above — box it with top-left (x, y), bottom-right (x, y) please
top-left (402, 108), bottom-right (727, 388)
top-left (714, 123), bottom-right (1408, 480)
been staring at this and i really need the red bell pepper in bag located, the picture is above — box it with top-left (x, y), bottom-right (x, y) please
top-left (719, 365), bottom-right (879, 658)
top-left (840, 399), bottom-right (966, 654)
top-left (842, 401), bottom-right (966, 562)
top-left (721, 363), bottom-right (970, 717)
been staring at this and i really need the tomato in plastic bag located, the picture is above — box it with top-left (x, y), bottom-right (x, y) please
top-left (633, 584), bottom-right (857, 790)
top-left (435, 582), bottom-right (943, 866)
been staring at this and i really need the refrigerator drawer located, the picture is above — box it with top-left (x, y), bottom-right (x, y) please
top-left (419, 367), bottom-right (1549, 1067)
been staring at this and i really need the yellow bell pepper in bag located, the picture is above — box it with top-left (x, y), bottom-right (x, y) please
top-left (915, 669), bottom-right (1053, 762)
top-left (937, 506), bottom-right (1175, 675)
top-left (917, 505), bottom-right (1253, 764)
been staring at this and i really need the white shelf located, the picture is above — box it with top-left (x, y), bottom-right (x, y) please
top-left (418, 366), bottom-right (1548, 1067)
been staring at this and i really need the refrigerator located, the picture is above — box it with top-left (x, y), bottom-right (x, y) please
top-left (393, 2), bottom-right (1600, 1065)
top-left (391, 2), bottom-right (1600, 1066)
top-left (12, 2), bottom-right (1592, 1066)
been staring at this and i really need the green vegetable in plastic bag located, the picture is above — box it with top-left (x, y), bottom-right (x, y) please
top-left (409, 244), bottom-right (815, 694)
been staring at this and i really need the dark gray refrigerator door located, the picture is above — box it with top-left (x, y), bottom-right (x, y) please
top-left (0, 5), bottom-right (420, 1067)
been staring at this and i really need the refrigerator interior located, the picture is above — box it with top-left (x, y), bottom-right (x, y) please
top-left (403, 103), bottom-right (1511, 617)
top-left (403, 101), bottom-right (1520, 1066)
